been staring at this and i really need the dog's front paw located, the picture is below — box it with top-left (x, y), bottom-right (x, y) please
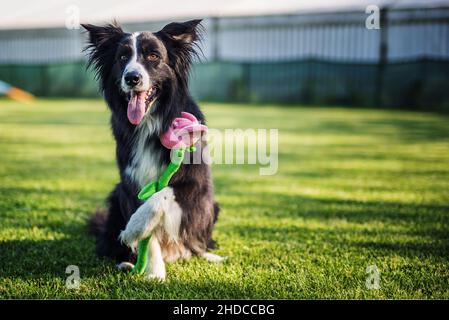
top-left (146, 261), bottom-right (166, 281)
top-left (147, 272), bottom-right (166, 282)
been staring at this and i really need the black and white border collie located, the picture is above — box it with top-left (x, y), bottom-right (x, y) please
top-left (82, 20), bottom-right (223, 280)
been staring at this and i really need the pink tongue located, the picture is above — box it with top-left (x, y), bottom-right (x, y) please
top-left (127, 92), bottom-right (147, 125)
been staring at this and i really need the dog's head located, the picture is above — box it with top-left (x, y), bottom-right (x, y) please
top-left (82, 20), bottom-right (202, 126)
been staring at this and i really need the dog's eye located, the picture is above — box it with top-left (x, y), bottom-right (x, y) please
top-left (147, 54), bottom-right (159, 61)
top-left (119, 55), bottom-right (127, 61)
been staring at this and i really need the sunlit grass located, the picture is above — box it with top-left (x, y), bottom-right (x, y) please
top-left (0, 98), bottom-right (448, 299)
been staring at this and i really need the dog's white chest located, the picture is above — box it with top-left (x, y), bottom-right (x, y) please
top-left (125, 122), bottom-right (164, 188)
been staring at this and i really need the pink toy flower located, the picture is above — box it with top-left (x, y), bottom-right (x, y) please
top-left (160, 112), bottom-right (208, 149)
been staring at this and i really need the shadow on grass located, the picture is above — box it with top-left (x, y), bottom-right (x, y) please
top-left (295, 117), bottom-right (449, 143)
top-left (222, 191), bottom-right (449, 223)
top-left (350, 240), bottom-right (449, 258)
top-left (0, 238), bottom-right (260, 299)
top-left (228, 223), bottom-right (449, 259)
top-left (0, 237), bottom-right (105, 279)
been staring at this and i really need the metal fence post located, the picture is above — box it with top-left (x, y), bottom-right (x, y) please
top-left (376, 7), bottom-right (389, 107)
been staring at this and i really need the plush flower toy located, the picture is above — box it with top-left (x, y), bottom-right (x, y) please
top-left (130, 112), bottom-right (208, 274)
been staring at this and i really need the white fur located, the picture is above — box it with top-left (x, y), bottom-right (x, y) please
top-left (120, 32), bottom-right (150, 93)
top-left (146, 236), bottom-right (166, 280)
top-left (162, 191), bottom-right (183, 243)
top-left (125, 119), bottom-right (164, 188)
top-left (119, 187), bottom-right (171, 249)
top-left (119, 187), bottom-right (182, 246)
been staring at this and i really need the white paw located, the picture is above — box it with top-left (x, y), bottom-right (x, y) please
top-left (202, 252), bottom-right (227, 263)
top-left (147, 271), bottom-right (166, 281)
top-left (117, 262), bottom-right (135, 272)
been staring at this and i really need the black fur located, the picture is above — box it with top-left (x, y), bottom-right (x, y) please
top-left (83, 20), bottom-right (219, 263)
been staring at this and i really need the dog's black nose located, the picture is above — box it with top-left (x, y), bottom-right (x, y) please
top-left (124, 71), bottom-right (142, 87)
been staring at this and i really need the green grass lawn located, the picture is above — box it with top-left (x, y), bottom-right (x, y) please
top-left (0, 98), bottom-right (448, 299)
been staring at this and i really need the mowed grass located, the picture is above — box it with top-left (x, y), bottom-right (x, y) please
top-left (0, 98), bottom-right (448, 299)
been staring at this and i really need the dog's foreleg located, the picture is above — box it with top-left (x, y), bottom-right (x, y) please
top-left (119, 202), bottom-right (163, 250)
top-left (145, 235), bottom-right (166, 281)
top-left (119, 188), bottom-right (171, 250)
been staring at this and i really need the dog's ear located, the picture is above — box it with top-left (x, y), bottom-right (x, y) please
top-left (156, 20), bottom-right (203, 87)
top-left (82, 22), bottom-right (124, 86)
top-left (82, 22), bottom-right (124, 48)
top-left (159, 19), bottom-right (203, 44)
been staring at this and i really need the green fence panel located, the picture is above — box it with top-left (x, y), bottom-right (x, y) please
top-left (0, 59), bottom-right (448, 111)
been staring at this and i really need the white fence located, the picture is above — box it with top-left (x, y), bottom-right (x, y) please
top-left (0, 7), bottom-right (448, 64)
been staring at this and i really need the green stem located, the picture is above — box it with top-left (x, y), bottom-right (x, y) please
top-left (132, 237), bottom-right (150, 275)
